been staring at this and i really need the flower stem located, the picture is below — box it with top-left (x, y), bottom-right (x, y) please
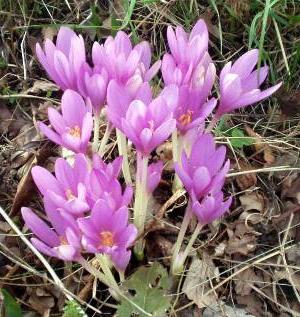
top-left (171, 201), bottom-right (193, 275)
top-left (180, 222), bottom-right (202, 263)
top-left (116, 129), bottom-right (132, 185)
top-left (92, 113), bottom-right (100, 152)
top-left (133, 153), bottom-right (149, 259)
top-left (99, 122), bottom-right (113, 157)
top-left (172, 130), bottom-right (183, 192)
top-left (96, 254), bottom-right (119, 290)
top-left (78, 257), bottom-right (120, 300)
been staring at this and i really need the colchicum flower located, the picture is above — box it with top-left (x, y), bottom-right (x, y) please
top-left (120, 88), bottom-right (178, 155)
top-left (162, 20), bottom-right (215, 134)
top-left (36, 27), bottom-right (86, 91)
top-left (78, 199), bottom-right (137, 271)
top-left (175, 133), bottom-right (232, 224)
top-left (92, 31), bottom-right (161, 94)
top-left (162, 19), bottom-right (209, 85)
top-left (86, 156), bottom-right (133, 211)
top-left (39, 90), bottom-right (93, 153)
top-left (77, 65), bottom-right (109, 114)
top-left (21, 201), bottom-right (81, 261)
top-left (31, 154), bottom-right (90, 215)
top-left (216, 49), bottom-right (282, 117)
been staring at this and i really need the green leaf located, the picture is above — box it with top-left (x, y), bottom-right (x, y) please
top-left (117, 262), bottom-right (171, 317)
top-left (229, 128), bottom-right (254, 149)
top-left (1, 289), bottom-right (22, 317)
top-left (62, 300), bottom-right (87, 317)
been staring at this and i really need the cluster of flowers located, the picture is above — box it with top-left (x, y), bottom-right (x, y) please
top-left (22, 19), bottom-right (281, 272)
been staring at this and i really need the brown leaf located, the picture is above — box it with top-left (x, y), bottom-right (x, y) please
top-left (235, 268), bottom-right (257, 295)
top-left (239, 192), bottom-right (265, 213)
top-left (0, 101), bottom-right (13, 134)
top-left (11, 145), bottom-right (55, 216)
top-left (236, 294), bottom-right (264, 317)
top-left (236, 163), bottom-right (257, 190)
top-left (226, 229), bottom-right (257, 255)
top-left (182, 254), bottom-right (219, 308)
top-left (25, 80), bottom-right (59, 94)
top-left (244, 125), bottom-right (275, 165)
top-left (277, 87), bottom-right (300, 117)
top-left (282, 177), bottom-right (300, 204)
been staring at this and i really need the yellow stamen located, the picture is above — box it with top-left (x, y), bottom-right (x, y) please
top-left (65, 189), bottom-right (75, 200)
top-left (100, 231), bottom-right (114, 247)
top-left (69, 125), bottom-right (81, 138)
top-left (178, 110), bottom-right (193, 126)
top-left (60, 236), bottom-right (68, 245)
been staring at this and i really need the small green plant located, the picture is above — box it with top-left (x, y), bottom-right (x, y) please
top-left (117, 263), bottom-right (171, 317)
top-left (1, 289), bottom-right (22, 317)
top-left (63, 300), bottom-right (87, 317)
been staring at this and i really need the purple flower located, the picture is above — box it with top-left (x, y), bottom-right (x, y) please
top-left (107, 80), bottom-right (152, 130)
top-left (146, 161), bottom-right (164, 193)
top-left (191, 191), bottom-right (232, 225)
top-left (166, 19), bottom-right (208, 69)
top-left (78, 199), bottom-right (137, 271)
top-left (21, 200), bottom-right (81, 261)
top-left (162, 20), bottom-right (209, 86)
top-left (86, 156), bottom-right (133, 210)
top-left (32, 154), bottom-right (90, 215)
top-left (136, 160), bottom-right (164, 194)
top-left (120, 88), bottom-right (178, 155)
top-left (92, 31), bottom-right (160, 87)
top-left (77, 64), bottom-right (109, 114)
top-left (36, 27), bottom-right (86, 90)
top-left (175, 89), bottom-right (216, 134)
top-left (217, 49), bottom-right (282, 117)
top-left (39, 90), bottom-right (93, 153)
top-left (175, 133), bottom-right (231, 224)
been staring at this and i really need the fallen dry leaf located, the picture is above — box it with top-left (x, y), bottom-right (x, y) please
top-left (276, 87), bottom-right (300, 117)
top-left (226, 228), bottom-right (257, 255)
top-left (235, 268), bottom-right (257, 296)
top-left (25, 80), bottom-right (59, 94)
top-left (236, 294), bottom-right (264, 317)
top-left (203, 302), bottom-right (255, 317)
top-left (11, 145), bottom-right (55, 216)
top-left (239, 192), bottom-right (265, 213)
top-left (182, 254), bottom-right (219, 308)
top-left (244, 125), bottom-right (275, 165)
top-left (236, 162), bottom-right (257, 190)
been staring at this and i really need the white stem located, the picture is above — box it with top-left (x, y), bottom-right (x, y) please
top-left (116, 129), bottom-right (132, 185)
top-left (99, 122), bottom-right (113, 157)
top-left (133, 154), bottom-right (149, 259)
top-left (96, 254), bottom-right (119, 290)
top-left (172, 130), bottom-right (183, 192)
top-left (92, 114), bottom-right (100, 152)
top-left (171, 202), bottom-right (193, 275)
top-left (180, 222), bottom-right (202, 263)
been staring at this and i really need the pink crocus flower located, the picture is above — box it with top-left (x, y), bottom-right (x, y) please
top-left (86, 156), bottom-right (133, 211)
top-left (175, 133), bottom-right (232, 224)
top-left (78, 199), bottom-right (137, 271)
top-left (162, 20), bottom-right (216, 134)
top-left (21, 200), bottom-right (81, 261)
top-left (39, 90), bottom-right (93, 153)
top-left (120, 90), bottom-right (178, 155)
top-left (216, 49), bottom-right (282, 117)
top-left (36, 27), bottom-right (86, 90)
top-left (92, 31), bottom-right (161, 95)
top-left (165, 19), bottom-right (208, 70)
top-left (31, 154), bottom-right (90, 215)
top-left (77, 64), bottom-right (109, 115)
